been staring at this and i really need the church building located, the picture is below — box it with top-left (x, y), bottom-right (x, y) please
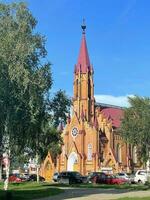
top-left (41, 23), bottom-right (140, 181)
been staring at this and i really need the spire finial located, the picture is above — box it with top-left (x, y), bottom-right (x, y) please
top-left (81, 18), bottom-right (86, 34)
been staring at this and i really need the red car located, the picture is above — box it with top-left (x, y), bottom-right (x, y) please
top-left (106, 175), bottom-right (127, 185)
top-left (9, 175), bottom-right (22, 183)
top-left (92, 174), bottom-right (127, 185)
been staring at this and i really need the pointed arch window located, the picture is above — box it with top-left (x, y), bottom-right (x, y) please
top-left (88, 77), bottom-right (91, 99)
top-left (133, 146), bottom-right (137, 164)
top-left (76, 79), bottom-right (78, 98)
top-left (87, 144), bottom-right (92, 161)
top-left (116, 144), bottom-right (122, 163)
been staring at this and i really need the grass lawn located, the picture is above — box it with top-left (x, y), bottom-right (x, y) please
top-left (50, 182), bottom-right (150, 191)
top-left (0, 182), bottom-right (63, 200)
top-left (1, 182), bottom-right (149, 200)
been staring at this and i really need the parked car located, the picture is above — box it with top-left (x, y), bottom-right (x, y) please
top-left (9, 174), bottom-right (22, 183)
top-left (134, 170), bottom-right (150, 184)
top-left (58, 171), bottom-right (83, 184)
top-left (53, 172), bottom-right (60, 182)
top-left (27, 174), bottom-right (45, 182)
top-left (129, 173), bottom-right (136, 184)
top-left (116, 172), bottom-right (131, 183)
top-left (92, 173), bottom-right (127, 185)
top-left (87, 172), bottom-right (105, 183)
top-left (89, 172), bottom-right (107, 184)
top-left (106, 175), bottom-right (128, 185)
top-left (22, 173), bottom-right (30, 180)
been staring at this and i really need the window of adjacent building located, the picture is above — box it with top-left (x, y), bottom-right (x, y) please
top-left (133, 146), bottom-right (137, 164)
top-left (87, 144), bottom-right (92, 161)
top-left (116, 144), bottom-right (122, 163)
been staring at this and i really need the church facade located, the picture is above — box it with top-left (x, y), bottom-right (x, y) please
top-left (41, 25), bottom-right (140, 181)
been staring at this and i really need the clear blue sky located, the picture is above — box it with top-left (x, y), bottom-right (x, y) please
top-left (3, 0), bottom-right (150, 105)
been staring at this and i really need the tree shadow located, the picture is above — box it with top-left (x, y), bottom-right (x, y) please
top-left (37, 187), bottom-right (135, 200)
top-left (37, 183), bottom-right (150, 200)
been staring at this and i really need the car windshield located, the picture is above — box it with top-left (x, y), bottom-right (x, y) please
top-left (89, 172), bottom-right (102, 177)
top-left (118, 173), bottom-right (125, 176)
top-left (118, 173), bottom-right (128, 177)
top-left (72, 172), bottom-right (81, 177)
top-left (138, 171), bottom-right (146, 175)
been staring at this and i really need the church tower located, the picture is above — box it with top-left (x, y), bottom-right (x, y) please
top-left (41, 21), bottom-right (138, 180)
top-left (73, 21), bottom-right (95, 123)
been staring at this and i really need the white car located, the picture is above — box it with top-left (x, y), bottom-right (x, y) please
top-left (116, 172), bottom-right (130, 182)
top-left (134, 170), bottom-right (150, 184)
top-left (53, 172), bottom-right (60, 182)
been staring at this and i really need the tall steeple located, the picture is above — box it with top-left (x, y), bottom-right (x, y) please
top-left (73, 21), bottom-right (95, 122)
top-left (75, 20), bottom-right (92, 73)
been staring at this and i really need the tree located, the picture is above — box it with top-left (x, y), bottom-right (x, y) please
top-left (120, 96), bottom-right (150, 164)
top-left (0, 2), bottom-right (52, 189)
top-left (49, 90), bottom-right (71, 128)
top-left (0, 1), bottom-right (71, 188)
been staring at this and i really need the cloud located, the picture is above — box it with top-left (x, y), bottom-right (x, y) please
top-left (95, 94), bottom-right (134, 107)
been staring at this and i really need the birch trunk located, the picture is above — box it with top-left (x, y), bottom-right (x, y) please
top-left (36, 154), bottom-right (39, 183)
top-left (4, 161), bottom-right (10, 191)
top-left (37, 165), bottom-right (39, 183)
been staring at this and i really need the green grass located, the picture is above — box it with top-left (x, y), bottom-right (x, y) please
top-left (50, 182), bottom-right (150, 191)
top-left (0, 182), bottom-right (63, 200)
top-left (1, 182), bottom-right (149, 200)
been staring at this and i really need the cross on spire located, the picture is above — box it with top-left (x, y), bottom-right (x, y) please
top-left (81, 18), bottom-right (86, 34)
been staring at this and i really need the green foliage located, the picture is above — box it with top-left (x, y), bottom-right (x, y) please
top-left (38, 124), bottom-right (63, 161)
top-left (0, 1), bottom-right (71, 169)
top-left (120, 96), bottom-right (150, 163)
top-left (0, 1), bottom-right (52, 159)
top-left (49, 90), bottom-right (71, 128)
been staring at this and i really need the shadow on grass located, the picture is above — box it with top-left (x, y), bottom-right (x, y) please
top-left (0, 182), bottom-right (150, 200)
top-left (0, 187), bottom-right (63, 200)
top-left (43, 182), bottom-right (150, 191)
top-left (32, 186), bottom-right (150, 200)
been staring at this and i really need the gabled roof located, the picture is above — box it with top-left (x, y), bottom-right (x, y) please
top-left (96, 102), bottom-right (124, 128)
top-left (101, 107), bottom-right (123, 128)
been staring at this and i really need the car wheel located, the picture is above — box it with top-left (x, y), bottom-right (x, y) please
top-left (138, 180), bottom-right (143, 184)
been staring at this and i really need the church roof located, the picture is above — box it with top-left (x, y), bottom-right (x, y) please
top-left (96, 102), bottom-right (124, 128)
top-left (101, 107), bottom-right (123, 128)
top-left (75, 24), bottom-right (91, 73)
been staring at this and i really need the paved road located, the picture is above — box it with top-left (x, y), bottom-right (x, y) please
top-left (37, 187), bottom-right (150, 200)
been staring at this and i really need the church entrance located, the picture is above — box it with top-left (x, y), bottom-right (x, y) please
top-left (67, 152), bottom-right (78, 171)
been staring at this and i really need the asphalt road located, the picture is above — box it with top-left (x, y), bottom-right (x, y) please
top-left (37, 187), bottom-right (150, 200)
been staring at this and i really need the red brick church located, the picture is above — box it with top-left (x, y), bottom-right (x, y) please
top-left (41, 23), bottom-right (140, 181)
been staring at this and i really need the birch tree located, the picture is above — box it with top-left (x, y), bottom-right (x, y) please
top-left (0, 2), bottom-right (52, 189)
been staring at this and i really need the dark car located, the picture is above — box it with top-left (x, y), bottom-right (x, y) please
top-left (58, 171), bottom-right (83, 184)
top-left (88, 172), bottom-right (105, 183)
top-left (27, 174), bottom-right (45, 182)
top-left (91, 172), bottom-right (107, 184)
